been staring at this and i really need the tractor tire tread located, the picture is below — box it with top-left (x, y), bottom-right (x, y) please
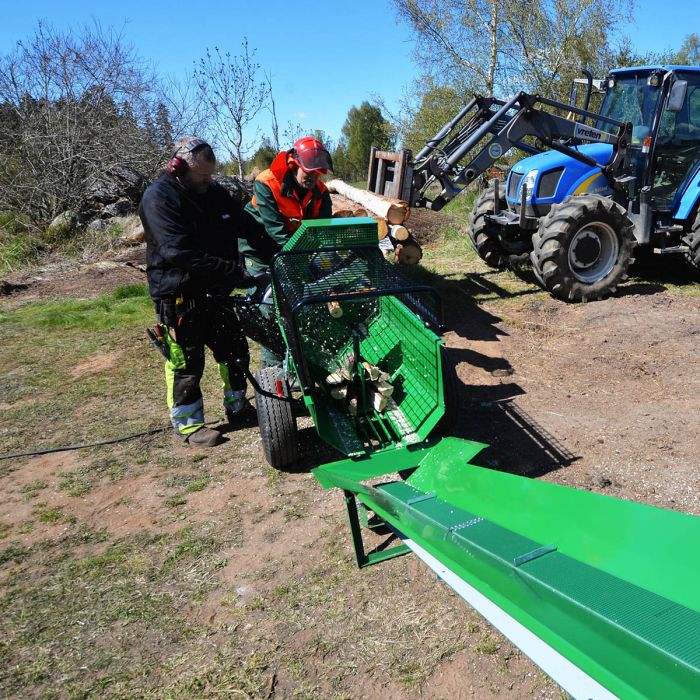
top-left (468, 186), bottom-right (510, 269)
top-left (531, 194), bottom-right (635, 302)
top-left (683, 211), bottom-right (700, 271)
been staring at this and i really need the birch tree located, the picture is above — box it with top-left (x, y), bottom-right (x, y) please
top-left (392, 0), bottom-right (633, 100)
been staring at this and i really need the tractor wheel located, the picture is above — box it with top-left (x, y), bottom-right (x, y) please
top-left (683, 210), bottom-right (700, 272)
top-left (468, 186), bottom-right (528, 269)
top-left (530, 195), bottom-right (636, 302)
top-left (254, 366), bottom-right (297, 469)
top-left (436, 346), bottom-right (460, 435)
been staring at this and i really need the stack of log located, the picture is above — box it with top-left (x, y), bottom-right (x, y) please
top-left (327, 180), bottom-right (423, 266)
top-left (326, 358), bottom-right (394, 416)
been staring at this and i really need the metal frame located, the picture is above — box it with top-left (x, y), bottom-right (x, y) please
top-left (367, 147), bottom-right (413, 200)
top-left (371, 91), bottom-right (630, 212)
top-left (343, 490), bottom-right (409, 568)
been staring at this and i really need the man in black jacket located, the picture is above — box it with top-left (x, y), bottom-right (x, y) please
top-left (139, 137), bottom-right (255, 447)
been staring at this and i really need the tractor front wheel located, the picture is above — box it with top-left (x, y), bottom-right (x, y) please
top-left (254, 366), bottom-right (297, 469)
top-left (468, 185), bottom-right (528, 269)
top-left (531, 195), bottom-right (636, 302)
top-left (683, 210), bottom-right (700, 272)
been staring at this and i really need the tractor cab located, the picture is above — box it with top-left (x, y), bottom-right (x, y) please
top-left (598, 66), bottom-right (700, 216)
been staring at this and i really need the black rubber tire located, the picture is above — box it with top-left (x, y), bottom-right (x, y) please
top-left (530, 195), bottom-right (636, 302)
top-left (435, 346), bottom-right (460, 435)
top-left (468, 185), bottom-right (529, 269)
top-left (683, 210), bottom-right (700, 272)
top-left (254, 366), bottom-right (297, 469)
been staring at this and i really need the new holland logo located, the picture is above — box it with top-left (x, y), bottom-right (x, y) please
top-left (575, 124), bottom-right (603, 141)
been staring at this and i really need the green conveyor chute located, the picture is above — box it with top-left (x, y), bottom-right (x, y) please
top-left (313, 438), bottom-right (700, 700)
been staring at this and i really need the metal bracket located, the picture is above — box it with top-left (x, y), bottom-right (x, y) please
top-left (344, 490), bottom-right (410, 568)
top-left (513, 545), bottom-right (557, 567)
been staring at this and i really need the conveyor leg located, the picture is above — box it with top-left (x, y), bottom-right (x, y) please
top-left (343, 490), bottom-right (410, 568)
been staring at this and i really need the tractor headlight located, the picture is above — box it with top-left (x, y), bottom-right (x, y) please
top-left (520, 170), bottom-right (538, 200)
top-left (648, 74), bottom-right (660, 87)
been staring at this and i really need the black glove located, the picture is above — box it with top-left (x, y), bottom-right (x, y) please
top-left (221, 264), bottom-right (257, 291)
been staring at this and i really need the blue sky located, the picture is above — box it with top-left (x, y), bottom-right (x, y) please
top-left (1, 0), bottom-right (697, 149)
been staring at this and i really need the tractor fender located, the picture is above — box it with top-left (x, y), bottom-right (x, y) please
top-left (673, 166), bottom-right (700, 222)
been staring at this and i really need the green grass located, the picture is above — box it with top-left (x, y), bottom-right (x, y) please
top-left (0, 284), bottom-right (151, 332)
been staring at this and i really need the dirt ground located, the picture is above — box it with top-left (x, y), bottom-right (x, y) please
top-left (1, 217), bottom-right (699, 698)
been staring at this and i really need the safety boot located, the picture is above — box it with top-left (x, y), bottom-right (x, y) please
top-left (181, 426), bottom-right (223, 447)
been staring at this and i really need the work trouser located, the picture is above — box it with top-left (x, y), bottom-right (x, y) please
top-left (154, 296), bottom-right (250, 435)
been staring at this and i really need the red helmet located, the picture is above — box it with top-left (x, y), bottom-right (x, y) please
top-left (290, 136), bottom-right (333, 174)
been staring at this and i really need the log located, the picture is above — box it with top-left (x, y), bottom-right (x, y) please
top-left (376, 218), bottom-right (389, 240)
top-left (327, 300), bottom-right (343, 318)
top-left (326, 179), bottom-right (409, 224)
top-left (353, 208), bottom-right (369, 217)
top-left (374, 380), bottom-right (394, 397)
top-left (368, 388), bottom-right (388, 412)
top-left (388, 224), bottom-right (409, 241)
top-left (395, 236), bottom-right (423, 266)
top-left (332, 209), bottom-right (354, 218)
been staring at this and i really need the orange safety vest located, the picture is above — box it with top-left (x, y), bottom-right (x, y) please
top-left (251, 151), bottom-right (328, 233)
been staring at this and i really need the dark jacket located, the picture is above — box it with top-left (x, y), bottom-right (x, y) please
top-left (139, 174), bottom-right (250, 299)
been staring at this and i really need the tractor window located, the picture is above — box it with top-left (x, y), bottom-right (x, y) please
top-left (689, 86), bottom-right (700, 128)
top-left (597, 75), bottom-right (661, 134)
top-left (651, 72), bottom-right (700, 210)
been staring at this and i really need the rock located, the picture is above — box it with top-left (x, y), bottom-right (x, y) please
top-left (86, 166), bottom-right (148, 205)
top-left (46, 211), bottom-right (75, 238)
top-left (88, 219), bottom-right (107, 232)
top-left (213, 174), bottom-right (253, 205)
top-left (0, 281), bottom-right (29, 296)
top-left (123, 223), bottom-right (145, 245)
top-left (491, 368), bottom-right (514, 377)
top-left (102, 198), bottom-right (137, 218)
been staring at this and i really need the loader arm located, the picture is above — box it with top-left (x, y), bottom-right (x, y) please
top-left (404, 92), bottom-right (631, 211)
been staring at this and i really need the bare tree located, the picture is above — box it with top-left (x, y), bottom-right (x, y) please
top-left (194, 40), bottom-right (269, 177)
top-left (0, 21), bottom-right (163, 226)
top-left (265, 71), bottom-right (280, 151)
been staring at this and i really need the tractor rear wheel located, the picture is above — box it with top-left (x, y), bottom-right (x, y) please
top-left (468, 185), bottom-right (528, 269)
top-left (531, 195), bottom-right (636, 302)
top-left (254, 366), bottom-right (297, 469)
top-left (683, 210), bottom-right (700, 272)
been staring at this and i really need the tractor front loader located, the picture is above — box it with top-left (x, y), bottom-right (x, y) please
top-left (370, 66), bottom-right (700, 301)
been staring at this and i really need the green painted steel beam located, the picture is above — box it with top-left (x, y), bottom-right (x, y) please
top-left (313, 437), bottom-right (700, 699)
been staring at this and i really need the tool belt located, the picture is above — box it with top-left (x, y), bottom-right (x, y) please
top-left (153, 295), bottom-right (197, 327)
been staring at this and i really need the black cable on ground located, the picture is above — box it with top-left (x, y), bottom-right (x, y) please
top-left (0, 425), bottom-right (174, 461)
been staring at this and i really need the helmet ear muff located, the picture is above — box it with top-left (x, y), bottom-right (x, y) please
top-left (167, 155), bottom-right (188, 176)
top-left (167, 138), bottom-right (210, 177)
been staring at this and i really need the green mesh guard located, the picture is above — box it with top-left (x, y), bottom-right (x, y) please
top-left (271, 218), bottom-right (444, 452)
top-left (283, 217), bottom-right (380, 251)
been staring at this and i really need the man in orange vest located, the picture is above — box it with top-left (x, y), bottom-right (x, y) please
top-left (240, 136), bottom-right (333, 366)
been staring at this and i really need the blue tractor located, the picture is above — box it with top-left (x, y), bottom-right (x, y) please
top-left (370, 66), bottom-right (700, 301)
